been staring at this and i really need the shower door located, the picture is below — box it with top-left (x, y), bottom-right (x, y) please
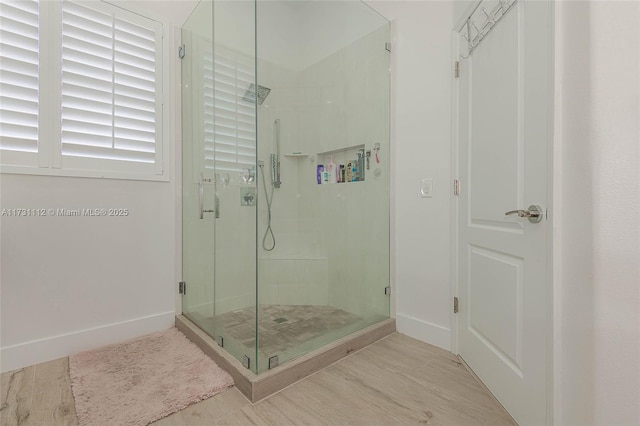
top-left (210, 0), bottom-right (258, 372)
top-left (182, 0), bottom-right (259, 372)
top-left (181, 0), bottom-right (218, 339)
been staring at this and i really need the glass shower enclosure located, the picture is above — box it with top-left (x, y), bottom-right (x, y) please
top-left (181, 0), bottom-right (390, 374)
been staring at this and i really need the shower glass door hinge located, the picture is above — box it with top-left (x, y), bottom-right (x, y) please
top-left (385, 42), bottom-right (392, 52)
top-left (454, 297), bottom-right (459, 313)
top-left (454, 179), bottom-right (461, 196)
top-left (454, 61), bottom-right (460, 78)
top-left (268, 355), bottom-right (279, 369)
top-left (217, 336), bottom-right (224, 348)
top-left (178, 281), bottom-right (186, 295)
top-left (242, 355), bottom-right (251, 369)
top-left (384, 286), bottom-right (391, 296)
top-left (178, 44), bottom-right (185, 59)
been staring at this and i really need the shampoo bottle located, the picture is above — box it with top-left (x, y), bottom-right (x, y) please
top-left (327, 156), bottom-right (337, 184)
top-left (351, 158), bottom-right (358, 182)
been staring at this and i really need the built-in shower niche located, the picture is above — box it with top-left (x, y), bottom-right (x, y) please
top-left (316, 144), bottom-right (368, 184)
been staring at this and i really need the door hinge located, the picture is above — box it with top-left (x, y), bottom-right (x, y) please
top-left (242, 355), bottom-right (251, 369)
top-left (454, 179), bottom-right (461, 196)
top-left (268, 355), bottom-right (279, 369)
top-left (385, 42), bottom-right (392, 52)
top-left (453, 297), bottom-right (459, 314)
top-left (178, 44), bottom-right (186, 59)
top-left (384, 286), bottom-right (391, 296)
top-left (179, 281), bottom-right (186, 295)
top-left (454, 61), bottom-right (460, 78)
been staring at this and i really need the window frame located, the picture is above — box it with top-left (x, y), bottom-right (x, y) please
top-left (0, 0), bottom-right (171, 182)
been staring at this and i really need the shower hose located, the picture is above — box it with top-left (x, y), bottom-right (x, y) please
top-left (259, 163), bottom-right (276, 251)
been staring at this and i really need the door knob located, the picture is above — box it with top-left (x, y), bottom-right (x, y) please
top-left (505, 205), bottom-right (543, 223)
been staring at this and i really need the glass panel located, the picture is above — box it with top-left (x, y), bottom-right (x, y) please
top-left (211, 0), bottom-right (258, 372)
top-left (255, 1), bottom-right (390, 373)
top-left (181, 1), bottom-right (216, 337)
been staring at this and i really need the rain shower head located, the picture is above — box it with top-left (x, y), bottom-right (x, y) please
top-left (243, 83), bottom-right (271, 105)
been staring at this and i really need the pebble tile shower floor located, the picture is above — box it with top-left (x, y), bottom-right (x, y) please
top-left (192, 304), bottom-right (367, 359)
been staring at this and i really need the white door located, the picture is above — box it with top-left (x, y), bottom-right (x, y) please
top-left (456, 1), bottom-right (552, 425)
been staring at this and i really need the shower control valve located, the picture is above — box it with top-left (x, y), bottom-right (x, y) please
top-left (240, 187), bottom-right (256, 206)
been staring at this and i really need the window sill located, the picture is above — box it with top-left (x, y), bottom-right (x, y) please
top-left (0, 165), bottom-right (171, 182)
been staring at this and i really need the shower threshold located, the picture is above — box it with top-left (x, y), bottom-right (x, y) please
top-left (176, 314), bottom-right (396, 402)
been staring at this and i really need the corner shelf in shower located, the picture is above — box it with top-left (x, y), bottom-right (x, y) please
top-left (283, 153), bottom-right (309, 158)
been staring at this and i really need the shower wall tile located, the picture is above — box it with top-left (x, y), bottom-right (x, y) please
top-left (295, 26), bottom-right (390, 318)
top-left (253, 27), bottom-right (388, 318)
top-left (258, 258), bottom-right (328, 306)
top-left (259, 285), bottom-right (279, 305)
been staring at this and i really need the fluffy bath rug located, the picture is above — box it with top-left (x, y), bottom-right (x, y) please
top-left (69, 327), bottom-right (234, 426)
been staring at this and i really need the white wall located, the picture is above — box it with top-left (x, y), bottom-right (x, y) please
top-left (367, 1), bottom-right (455, 349)
top-left (554, 1), bottom-right (640, 424)
top-left (0, 1), bottom-right (193, 373)
top-left (0, 175), bottom-right (176, 372)
top-left (214, 0), bottom-right (384, 70)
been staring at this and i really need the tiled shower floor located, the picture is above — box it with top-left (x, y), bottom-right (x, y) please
top-left (197, 304), bottom-right (363, 357)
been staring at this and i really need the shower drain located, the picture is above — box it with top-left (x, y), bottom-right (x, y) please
top-left (273, 317), bottom-right (288, 324)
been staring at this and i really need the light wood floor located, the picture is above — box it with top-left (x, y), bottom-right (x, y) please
top-left (1, 333), bottom-right (516, 426)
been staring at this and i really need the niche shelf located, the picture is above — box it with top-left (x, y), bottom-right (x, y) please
top-left (317, 144), bottom-right (366, 184)
top-left (283, 153), bottom-right (309, 158)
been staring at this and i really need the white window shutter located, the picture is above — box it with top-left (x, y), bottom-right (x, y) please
top-left (203, 48), bottom-right (215, 170)
top-left (60, 0), bottom-right (162, 175)
top-left (0, 0), bottom-right (39, 166)
top-left (210, 46), bottom-right (256, 173)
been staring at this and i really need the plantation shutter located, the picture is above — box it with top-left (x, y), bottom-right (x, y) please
top-left (211, 47), bottom-right (256, 172)
top-left (60, 0), bottom-right (162, 173)
top-left (0, 0), bottom-right (39, 165)
top-left (203, 48), bottom-right (215, 170)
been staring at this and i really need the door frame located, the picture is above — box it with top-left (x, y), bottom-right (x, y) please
top-left (449, 1), bottom-right (555, 424)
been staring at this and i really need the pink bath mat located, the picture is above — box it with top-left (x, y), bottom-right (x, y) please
top-left (69, 327), bottom-right (234, 426)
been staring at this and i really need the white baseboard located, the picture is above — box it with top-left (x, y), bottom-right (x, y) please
top-left (396, 313), bottom-right (451, 351)
top-left (0, 311), bottom-right (175, 373)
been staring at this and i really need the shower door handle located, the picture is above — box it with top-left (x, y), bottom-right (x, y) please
top-left (199, 172), bottom-right (216, 219)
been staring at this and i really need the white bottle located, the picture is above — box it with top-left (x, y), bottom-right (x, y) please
top-left (327, 156), bottom-right (337, 184)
